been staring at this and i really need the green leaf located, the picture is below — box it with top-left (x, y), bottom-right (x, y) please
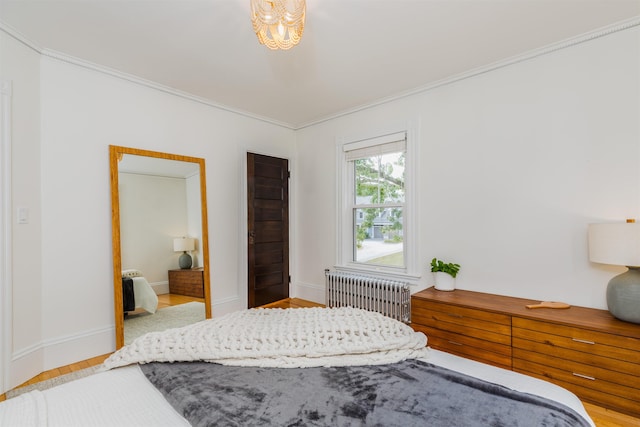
top-left (429, 258), bottom-right (461, 277)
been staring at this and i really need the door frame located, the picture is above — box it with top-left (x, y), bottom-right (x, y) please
top-left (0, 80), bottom-right (12, 393)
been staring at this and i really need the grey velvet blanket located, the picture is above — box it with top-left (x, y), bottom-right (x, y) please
top-left (141, 359), bottom-right (590, 427)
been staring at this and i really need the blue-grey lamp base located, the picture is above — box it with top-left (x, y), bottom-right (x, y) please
top-left (607, 267), bottom-right (640, 324)
top-left (178, 252), bottom-right (193, 269)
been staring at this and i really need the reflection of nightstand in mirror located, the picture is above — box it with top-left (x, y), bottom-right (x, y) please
top-left (168, 268), bottom-right (204, 298)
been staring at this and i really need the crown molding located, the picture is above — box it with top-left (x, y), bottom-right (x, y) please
top-left (0, 21), bottom-right (41, 54)
top-left (40, 48), bottom-right (296, 130)
top-left (0, 21), bottom-right (296, 130)
top-left (42, 49), bottom-right (294, 129)
top-left (2, 16), bottom-right (639, 131)
top-left (296, 15), bottom-right (640, 130)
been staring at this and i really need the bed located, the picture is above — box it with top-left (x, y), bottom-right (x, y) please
top-left (0, 307), bottom-right (594, 426)
top-left (122, 269), bottom-right (158, 314)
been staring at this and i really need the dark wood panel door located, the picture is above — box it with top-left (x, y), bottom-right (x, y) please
top-left (247, 153), bottom-right (289, 308)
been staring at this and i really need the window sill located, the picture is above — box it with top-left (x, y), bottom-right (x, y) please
top-left (332, 264), bottom-right (421, 285)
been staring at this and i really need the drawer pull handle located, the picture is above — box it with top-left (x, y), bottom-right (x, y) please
top-left (572, 338), bottom-right (595, 345)
top-left (447, 313), bottom-right (463, 319)
top-left (572, 373), bottom-right (596, 381)
top-left (448, 340), bottom-right (463, 346)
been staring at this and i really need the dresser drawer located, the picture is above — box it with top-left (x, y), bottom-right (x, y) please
top-left (412, 300), bottom-right (511, 346)
top-left (514, 347), bottom-right (640, 397)
top-left (513, 317), bottom-right (640, 418)
top-left (513, 356), bottom-right (640, 417)
top-left (170, 283), bottom-right (203, 297)
top-left (512, 334), bottom-right (640, 378)
top-left (169, 269), bottom-right (204, 298)
top-left (411, 287), bottom-right (640, 419)
top-left (170, 270), bottom-right (203, 284)
top-left (413, 299), bottom-right (512, 327)
top-left (411, 297), bottom-right (512, 370)
top-left (413, 324), bottom-right (512, 369)
top-left (513, 317), bottom-right (640, 354)
top-left (512, 318), bottom-right (640, 376)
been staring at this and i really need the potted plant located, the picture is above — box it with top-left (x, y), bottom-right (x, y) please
top-left (430, 258), bottom-right (460, 291)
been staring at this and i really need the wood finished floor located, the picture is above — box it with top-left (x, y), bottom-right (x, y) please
top-left (0, 297), bottom-right (637, 427)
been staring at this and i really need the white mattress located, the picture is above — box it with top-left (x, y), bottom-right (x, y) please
top-left (0, 365), bottom-right (190, 427)
top-left (0, 349), bottom-right (594, 427)
top-left (424, 349), bottom-right (595, 427)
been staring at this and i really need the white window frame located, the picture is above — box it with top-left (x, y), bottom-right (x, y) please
top-left (335, 123), bottom-right (420, 282)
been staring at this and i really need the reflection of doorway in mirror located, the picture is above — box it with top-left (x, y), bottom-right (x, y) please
top-left (110, 145), bottom-right (211, 350)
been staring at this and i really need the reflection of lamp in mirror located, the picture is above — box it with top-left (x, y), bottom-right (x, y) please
top-left (588, 220), bottom-right (640, 324)
top-left (173, 237), bottom-right (196, 269)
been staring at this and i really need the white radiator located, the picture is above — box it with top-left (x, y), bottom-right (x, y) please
top-left (324, 269), bottom-right (411, 323)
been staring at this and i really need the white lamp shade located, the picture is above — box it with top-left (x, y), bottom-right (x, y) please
top-left (588, 223), bottom-right (640, 267)
top-left (173, 237), bottom-right (195, 252)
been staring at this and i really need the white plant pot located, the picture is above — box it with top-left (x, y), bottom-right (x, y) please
top-left (434, 272), bottom-right (456, 291)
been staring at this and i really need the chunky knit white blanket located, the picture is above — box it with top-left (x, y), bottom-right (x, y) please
top-left (103, 307), bottom-right (428, 370)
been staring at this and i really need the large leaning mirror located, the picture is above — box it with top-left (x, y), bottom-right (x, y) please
top-left (110, 145), bottom-right (211, 350)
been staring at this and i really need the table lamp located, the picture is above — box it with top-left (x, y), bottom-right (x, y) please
top-left (173, 237), bottom-right (196, 269)
top-left (588, 220), bottom-right (640, 324)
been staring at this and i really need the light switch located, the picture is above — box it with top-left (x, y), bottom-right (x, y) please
top-left (17, 207), bottom-right (29, 224)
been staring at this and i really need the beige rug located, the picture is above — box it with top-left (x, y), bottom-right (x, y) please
top-left (124, 301), bottom-right (206, 345)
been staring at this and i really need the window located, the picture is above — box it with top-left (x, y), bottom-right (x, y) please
top-left (337, 129), bottom-right (418, 279)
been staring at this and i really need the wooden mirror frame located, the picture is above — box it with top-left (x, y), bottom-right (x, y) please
top-left (109, 145), bottom-right (211, 349)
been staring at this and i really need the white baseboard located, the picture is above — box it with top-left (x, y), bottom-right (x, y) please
top-left (151, 281), bottom-right (169, 295)
top-left (211, 295), bottom-right (243, 317)
top-left (3, 285), bottom-right (326, 391)
top-left (7, 345), bottom-right (44, 391)
top-left (3, 294), bottom-right (245, 391)
top-left (42, 326), bottom-right (114, 372)
top-left (293, 281), bottom-right (325, 305)
top-left (5, 324), bottom-right (114, 391)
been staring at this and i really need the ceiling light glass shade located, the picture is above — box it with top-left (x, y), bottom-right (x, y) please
top-left (251, 0), bottom-right (305, 50)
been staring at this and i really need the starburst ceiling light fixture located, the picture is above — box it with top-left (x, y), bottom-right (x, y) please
top-left (250, 0), bottom-right (306, 50)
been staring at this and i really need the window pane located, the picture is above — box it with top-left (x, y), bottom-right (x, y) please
top-left (354, 207), bottom-right (404, 267)
top-left (354, 152), bottom-right (405, 204)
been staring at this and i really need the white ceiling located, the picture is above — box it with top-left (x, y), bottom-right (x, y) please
top-left (1, 0), bottom-right (639, 128)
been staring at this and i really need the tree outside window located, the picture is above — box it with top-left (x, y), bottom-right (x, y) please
top-left (353, 151), bottom-right (405, 267)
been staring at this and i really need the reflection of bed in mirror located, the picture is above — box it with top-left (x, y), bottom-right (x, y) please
top-left (121, 269), bottom-right (158, 314)
top-left (110, 145), bottom-right (212, 350)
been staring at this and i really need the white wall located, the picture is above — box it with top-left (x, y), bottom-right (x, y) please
top-left (186, 172), bottom-right (203, 269)
top-left (120, 172), bottom-right (190, 286)
top-left (36, 56), bottom-right (295, 371)
top-left (294, 26), bottom-right (640, 310)
top-left (2, 19), bottom-right (638, 391)
top-left (0, 31), bottom-right (44, 390)
top-left (2, 29), bottom-right (296, 388)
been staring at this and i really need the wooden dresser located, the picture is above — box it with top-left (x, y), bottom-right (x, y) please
top-left (411, 287), bottom-right (640, 418)
top-left (168, 268), bottom-right (204, 298)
